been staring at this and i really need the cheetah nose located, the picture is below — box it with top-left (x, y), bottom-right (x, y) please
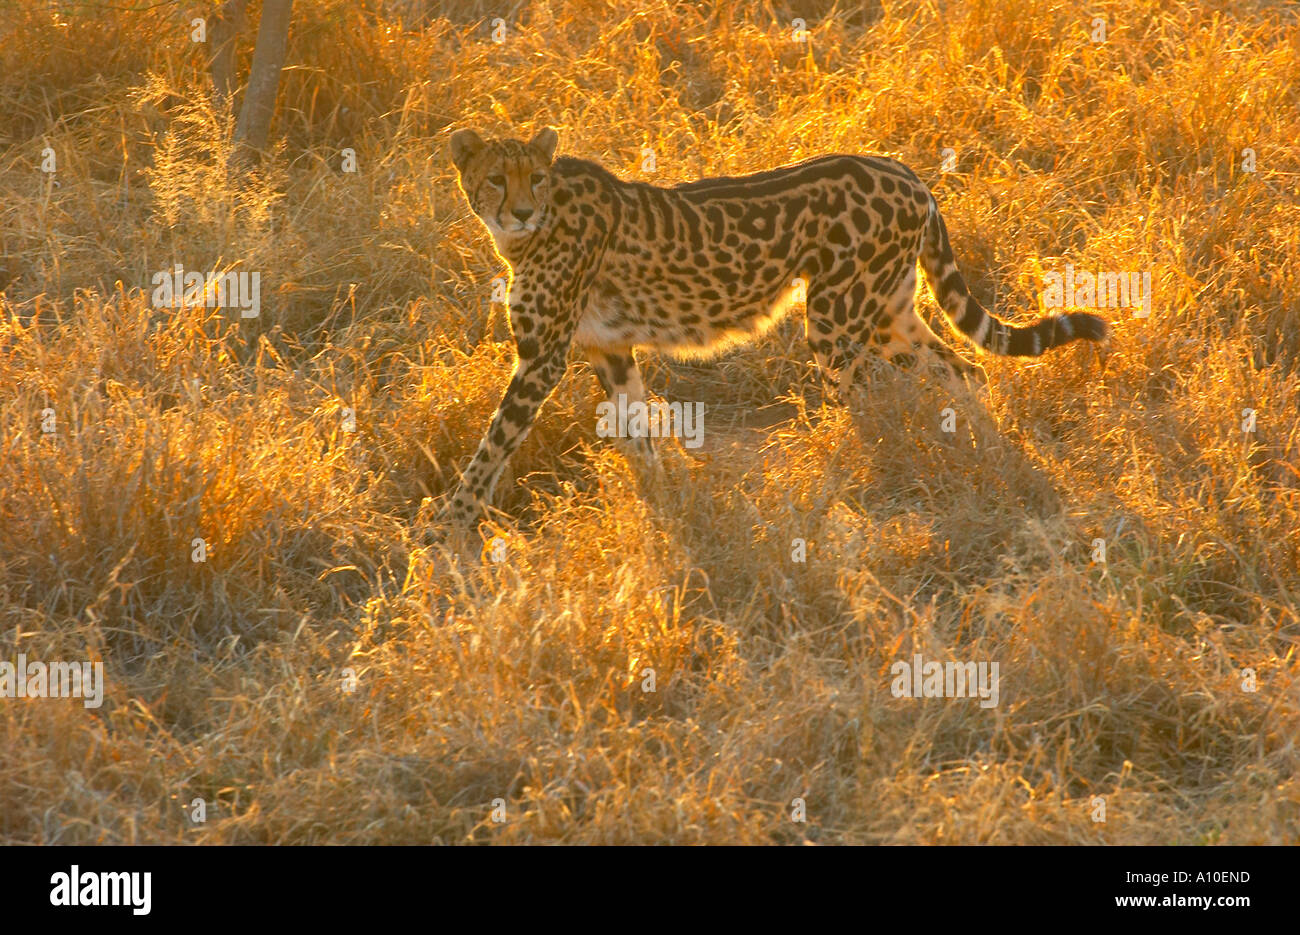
top-left (511, 207), bottom-right (534, 222)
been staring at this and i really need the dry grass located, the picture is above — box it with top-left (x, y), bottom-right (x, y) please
top-left (1, 0), bottom-right (1297, 844)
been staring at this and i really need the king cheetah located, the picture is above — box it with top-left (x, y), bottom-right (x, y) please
top-left (440, 126), bottom-right (1107, 526)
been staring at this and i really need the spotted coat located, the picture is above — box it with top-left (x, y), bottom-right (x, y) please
top-left (442, 127), bottom-right (1107, 525)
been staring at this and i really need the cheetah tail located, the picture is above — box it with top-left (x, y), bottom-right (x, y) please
top-left (919, 202), bottom-right (1108, 356)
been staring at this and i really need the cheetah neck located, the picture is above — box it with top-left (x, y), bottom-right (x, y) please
top-left (490, 225), bottom-right (541, 264)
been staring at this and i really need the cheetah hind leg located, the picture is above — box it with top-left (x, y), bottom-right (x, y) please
top-left (880, 325), bottom-right (988, 398)
top-left (877, 274), bottom-right (988, 403)
top-left (804, 282), bottom-right (907, 413)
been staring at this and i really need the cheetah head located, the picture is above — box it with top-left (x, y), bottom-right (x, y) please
top-left (450, 127), bottom-right (558, 246)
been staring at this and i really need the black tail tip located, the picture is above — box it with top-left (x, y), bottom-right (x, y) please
top-left (1065, 312), bottom-right (1108, 342)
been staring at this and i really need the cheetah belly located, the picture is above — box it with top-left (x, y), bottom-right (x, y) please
top-left (575, 275), bottom-right (798, 357)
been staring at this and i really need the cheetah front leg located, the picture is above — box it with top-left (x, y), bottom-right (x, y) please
top-left (441, 342), bottom-right (569, 526)
top-left (585, 344), bottom-right (656, 463)
top-left (440, 266), bottom-right (583, 526)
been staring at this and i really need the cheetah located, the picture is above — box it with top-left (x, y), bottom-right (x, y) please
top-left (439, 126), bottom-right (1107, 526)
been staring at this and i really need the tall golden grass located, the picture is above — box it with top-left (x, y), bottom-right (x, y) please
top-left (0, 0), bottom-right (1296, 843)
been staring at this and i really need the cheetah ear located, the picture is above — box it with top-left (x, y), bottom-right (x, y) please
top-left (529, 127), bottom-right (559, 163)
top-left (450, 129), bottom-right (486, 172)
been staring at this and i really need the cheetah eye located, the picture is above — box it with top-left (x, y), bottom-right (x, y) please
top-left (530, 172), bottom-right (546, 186)
top-left (487, 174), bottom-right (506, 187)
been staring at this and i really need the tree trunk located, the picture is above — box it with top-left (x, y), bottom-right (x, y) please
top-left (233, 0), bottom-right (294, 153)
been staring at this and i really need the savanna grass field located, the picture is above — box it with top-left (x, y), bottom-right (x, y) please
top-left (1, 0), bottom-right (1298, 846)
